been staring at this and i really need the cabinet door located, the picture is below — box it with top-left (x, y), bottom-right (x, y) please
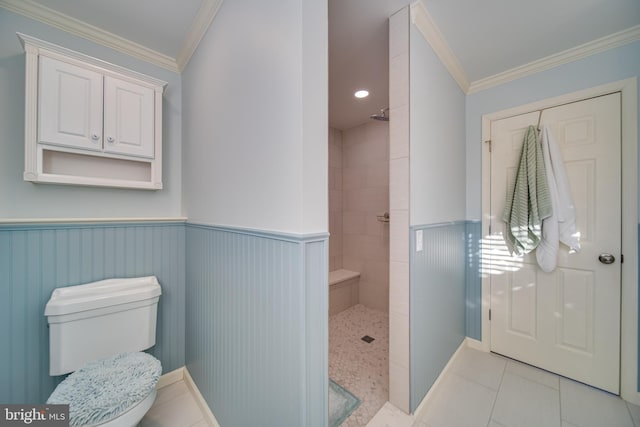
top-left (103, 76), bottom-right (154, 158)
top-left (38, 56), bottom-right (103, 151)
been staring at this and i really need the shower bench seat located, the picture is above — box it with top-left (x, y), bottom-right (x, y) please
top-left (329, 269), bottom-right (360, 316)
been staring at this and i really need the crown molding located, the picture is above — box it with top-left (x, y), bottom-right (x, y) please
top-left (176, 0), bottom-right (224, 72)
top-left (0, 0), bottom-right (178, 72)
top-left (407, 1), bottom-right (640, 95)
top-left (17, 33), bottom-right (168, 88)
top-left (410, 1), bottom-right (469, 93)
top-left (468, 25), bottom-right (640, 94)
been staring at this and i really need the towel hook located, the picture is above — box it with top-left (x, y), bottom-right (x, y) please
top-left (536, 110), bottom-right (543, 131)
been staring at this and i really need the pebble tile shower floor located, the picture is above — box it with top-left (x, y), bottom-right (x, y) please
top-left (329, 304), bottom-right (389, 426)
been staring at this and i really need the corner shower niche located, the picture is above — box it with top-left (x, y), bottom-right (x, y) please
top-left (19, 33), bottom-right (167, 190)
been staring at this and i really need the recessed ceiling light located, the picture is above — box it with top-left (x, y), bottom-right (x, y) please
top-left (354, 90), bottom-right (369, 98)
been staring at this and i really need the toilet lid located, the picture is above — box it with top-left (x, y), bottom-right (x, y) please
top-left (47, 352), bottom-right (162, 427)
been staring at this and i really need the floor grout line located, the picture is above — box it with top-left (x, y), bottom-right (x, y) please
top-left (627, 402), bottom-right (638, 427)
top-left (558, 376), bottom-right (564, 426)
top-left (485, 357), bottom-right (507, 426)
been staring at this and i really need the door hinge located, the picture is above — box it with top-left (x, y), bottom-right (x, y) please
top-left (484, 140), bottom-right (492, 152)
top-left (489, 309), bottom-right (491, 321)
top-left (621, 254), bottom-right (624, 264)
top-left (489, 224), bottom-right (492, 234)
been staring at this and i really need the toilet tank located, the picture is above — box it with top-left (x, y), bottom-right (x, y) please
top-left (45, 276), bottom-right (161, 376)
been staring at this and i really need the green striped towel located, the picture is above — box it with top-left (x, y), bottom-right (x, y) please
top-left (502, 125), bottom-right (552, 255)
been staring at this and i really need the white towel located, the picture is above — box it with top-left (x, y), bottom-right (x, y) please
top-left (536, 126), bottom-right (581, 272)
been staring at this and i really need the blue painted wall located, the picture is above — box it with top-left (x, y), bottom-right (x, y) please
top-left (185, 224), bottom-right (328, 427)
top-left (0, 221), bottom-right (186, 404)
top-left (409, 24), bottom-right (466, 226)
top-left (410, 222), bottom-right (466, 411)
top-left (181, 0), bottom-right (327, 233)
top-left (465, 221), bottom-right (482, 341)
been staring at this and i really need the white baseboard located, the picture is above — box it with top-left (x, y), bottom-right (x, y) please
top-left (183, 367), bottom-right (221, 427)
top-left (412, 338), bottom-right (469, 420)
top-left (465, 337), bottom-right (484, 352)
top-left (156, 366), bottom-right (220, 427)
top-left (156, 367), bottom-right (185, 389)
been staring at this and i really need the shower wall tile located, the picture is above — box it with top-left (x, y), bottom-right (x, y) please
top-left (344, 129), bottom-right (388, 169)
top-left (329, 127), bottom-right (343, 168)
top-left (390, 157), bottom-right (410, 210)
top-left (343, 235), bottom-right (387, 262)
top-left (366, 214), bottom-right (387, 237)
top-left (390, 52), bottom-right (410, 110)
top-left (328, 168), bottom-right (336, 192)
top-left (343, 167), bottom-right (366, 190)
top-left (390, 210), bottom-right (409, 264)
top-left (329, 127), bottom-right (344, 271)
top-left (389, 5), bottom-right (411, 413)
top-left (360, 257), bottom-right (390, 309)
top-left (329, 190), bottom-right (343, 213)
top-left (343, 212), bottom-right (367, 235)
top-left (343, 188), bottom-right (389, 213)
top-left (367, 162), bottom-right (391, 188)
top-left (390, 6), bottom-right (409, 59)
top-left (390, 311), bottom-right (410, 369)
top-left (388, 207), bottom-right (410, 411)
top-left (329, 227), bottom-right (342, 269)
top-left (333, 167), bottom-right (343, 191)
top-left (390, 361), bottom-right (411, 414)
top-left (342, 255), bottom-right (363, 275)
top-left (342, 120), bottom-right (389, 313)
top-left (389, 261), bottom-right (409, 314)
top-left (390, 105), bottom-right (409, 160)
top-left (391, 308), bottom-right (411, 420)
top-left (0, 221), bottom-right (186, 404)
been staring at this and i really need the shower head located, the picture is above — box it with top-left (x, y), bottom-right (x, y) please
top-left (370, 107), bottom-right (389, 121)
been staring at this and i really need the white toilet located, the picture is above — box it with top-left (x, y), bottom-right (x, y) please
top-left (44, 276), bottom-right (162, 427)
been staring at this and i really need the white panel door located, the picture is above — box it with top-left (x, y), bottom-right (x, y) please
top-left (38, 56), bottom-right (103, 151)
top-left (103, 76), bottom-right (154, 159)
top-left (489, 93), bottom-right (621, 393)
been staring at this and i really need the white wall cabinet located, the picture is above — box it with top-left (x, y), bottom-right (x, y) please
top-left (103, 76), bottom-right (155, 158)
top-left (19, 33), bottom-right (167, 190)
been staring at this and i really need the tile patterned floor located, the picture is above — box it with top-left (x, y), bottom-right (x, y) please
top-left (140, 335), bottom-right (640, 427)
top-left (329, 304), bottom-right (389, 427)
top-left (141, 380), bottom-right (210, 427)
top-left (413, 345), bottom-right (640, 427)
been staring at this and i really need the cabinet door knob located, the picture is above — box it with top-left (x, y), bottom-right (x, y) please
top-left (107, 136), bottom-right (115, 143)
top-left (91, 134), bottom-right (100, 141)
